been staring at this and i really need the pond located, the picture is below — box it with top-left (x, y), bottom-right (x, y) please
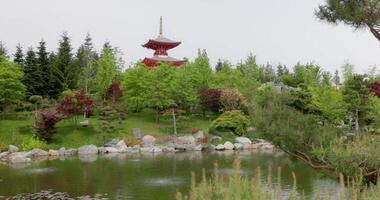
top-left (0, 150), bottom-right (339, 199)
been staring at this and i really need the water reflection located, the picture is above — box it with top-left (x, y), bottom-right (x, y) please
top-left (0, 151), bottom-right (340, 200)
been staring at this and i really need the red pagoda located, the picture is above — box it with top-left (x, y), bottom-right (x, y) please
top-left (142, 17), bottom-right (185, 68)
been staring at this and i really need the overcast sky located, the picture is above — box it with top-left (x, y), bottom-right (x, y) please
top-left (1, 0), bottom-right (380, 73)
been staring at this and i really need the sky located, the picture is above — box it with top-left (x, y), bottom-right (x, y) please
top-left (1, 0), bottom-right (380, 73)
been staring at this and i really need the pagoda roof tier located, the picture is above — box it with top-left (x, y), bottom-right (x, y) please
top-left (142, 35), bottom-right (181, 50)
top-left (143, 56), bottom-right (185, 68)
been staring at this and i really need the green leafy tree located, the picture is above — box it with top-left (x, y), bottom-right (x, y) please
top-left (342, 74), bottom-right (370, 131)
top-left (144, 64), bottom-right (178, 122)
top-left (316, 0), bottom-right (380, 42)
top-left (0, 56), bottom-right (26, 111)
top-left (122, 63), bottom-right (148, 112)
top-left (310, 85), bottom-right (347, 124)
top-left (95, 46), bottom-right (118, 99)
top-left (76, 33), bottom-right (98, 93)
top-left (13, 44), bottom-right (24, 66)
top-left (186, 49), bottom-right (213, 90)
top-left (332, 69), bottom-right (341, 89)
top-left (0, 41), bottom-right (8, 58)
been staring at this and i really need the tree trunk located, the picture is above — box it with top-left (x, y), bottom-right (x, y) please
top-left (355, 108), bottom-right (359, 132)
top-left (172, 109), bottom-right (177, 136)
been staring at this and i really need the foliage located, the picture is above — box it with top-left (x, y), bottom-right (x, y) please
top-left (310, 85), bottom-right (347, 124)
top-left (34, 111), bottom-right (62, 142)
top-left (0, 56), bottom-right (26, 110)
top-left (29, 95), bottom-right (43, 104)
top-left (98, 104), bottom-right (119, 141)
top-left (198, 88), bottom-right (221, 112)
top-left (219, 88), bottom-right (248, 112)
top-left (368, 95), bottom-right (380, 131)
top-left (95, 46), bottom-right (118, 98)
top-left (56, 90), bottom-right (94, 117)
top-left (368, 82), bottom-right (380, 98)
top-left (177, 159), bottom-right (380, 200)
top-left (13, 44), bottom-right (24, 66)
top-left (23, 47), bottom-right (43, 96)
top-left (185, 49), bottom-right (213, 90)
top-left (342, 74), bottom-right (370, 131)
top-left (288, 87), bottom-right (314, 113)
top-left (122, 63), bottom-right (148, 112)
top-left (76, 33), bottom-right (98, 93)
top-left (20, 135), bottom-right (46, 151)
top-left (316, 0), bottom-right (380, 42)
top-left (210, 110), bottom-right (250, 136)
top-left (103, 81), bottom-right (123, 101)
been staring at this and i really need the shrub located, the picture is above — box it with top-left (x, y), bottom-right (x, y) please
top-left (0, 143), bottom-right (7, 152)
top-left (20, 135), bottom-right (46, 151)
top-left (198, 88), bottom-right (221, 112)
top-left (103, 81), bottom-right (123, 101)
top-left (56, 89), bottom-right (94, 118)
top-left (34, 111), bottom-right (62, 142)
top-left (210, 110), bottom-right (250, 136)
top-left (220, 88), bottom-right (248, 112)
top-left (368, 82), bottom-right (380, 98)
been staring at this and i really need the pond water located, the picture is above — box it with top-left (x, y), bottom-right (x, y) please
top-left (0, 150), bottom-right (340, 199)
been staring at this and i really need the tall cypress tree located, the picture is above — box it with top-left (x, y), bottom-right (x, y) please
top-left (24, 47), bottom-right (43, 96)
top-left (13, 44), bottom-right (24, 66)
top-left (55, 32), bottom-right (77, 90)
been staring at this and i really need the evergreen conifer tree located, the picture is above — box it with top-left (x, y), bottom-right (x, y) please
top-left (13, 44), bottom-right (24, 66)
top-left (55, 32), bottom-right (77, 90)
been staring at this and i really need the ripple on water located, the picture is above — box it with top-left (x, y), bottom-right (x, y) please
top-left (144, 177), bottom-right (184, 186)
top-left (23, 168), bottom-right (56, 174)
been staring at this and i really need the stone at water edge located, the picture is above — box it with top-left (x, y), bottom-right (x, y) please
top-left (78, 145), bottom-right (98, 155)
top-left (175, 136), bottom-right (196, 145)
top-left (224, 141), bottom-right (234, 150)
top-left (234, 143), bottom-right (244, 150)
top-left (104, 139), bottom-right (120, 147)
top-left (8, 152), bottom-right (32, 163)
top-left (58, 147), bottom-right (66, 156)
top-left (192, 144), bottom-right (203, 151)
top-left (98, 147), bottom-right (119, 154)
top-left (26, 149), bottom-right (48, 158)
top-left (0, 152), bottom-right (10, 160)
top-left (215, 144), bottom-right (225, 151)
top-left (162, 146), bottom-right (176, 153)
top-left (64, 148), bottom-right (78, 155)
top-left (235, 137), bottom-right (252, 144)
top-left (48, 150), bottom-right (59, 156)
top-left (149, 147), bottom-right (162, 153)
top-left (243, 143), bottom-right (258, 150)
top-left (8, 145), bottom-right (19, 153)
top-left (142, 135), bottom-right (156, 147)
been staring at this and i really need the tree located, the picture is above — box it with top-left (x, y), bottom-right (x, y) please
top-left (0, 56), bottom-right (26, 111)
top-left (220, 88), bottom-right (248, 112)
top-left (103, 81), bottom-right (123, 102)
top-left (310, 85), bottom-right (347, 124)
top-left (13, 44), bottom-right (24, 66)
top-left (95, 46), bottom-right (118, 99)
top-left (332, 70), bottom-right (341, 89)
top-left (56, 89), bottom-right (94, 119)
top-left (23, 48), bottom-right (41, 96)
top-left (122, 63), bottom-right (148, 112)
top-left (342, 74), bottom-right (370, 131)
top-left (368, 82), bottom-right (380, 97)
top-left (76, 33), bottom-right (98, 93)
top-left (0, 41), bottom-right (8, 58)
top-left (198, 88), bottom-right (221, 113)
top-left (186, 49), bottom-right (213, 90)
top-left (34, 111), bottom-right (61, 143)
top-left (54, 32), bottom-right (77, 90)
top-left (316, 0), bottom-right (380, 42)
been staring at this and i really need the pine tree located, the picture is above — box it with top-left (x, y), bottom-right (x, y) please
top-left (55, 32), bottom-right (77, 90)
top-left (24, 47), bottom-right (44, 96)
top-left (332, 70), bottom-right (341, 89)
top-left (215, 59), bottom-right (223, 72)
top-left (13, 44), bottom-right (24, 66)
top-left (36, 40), bottom-right (52, 97)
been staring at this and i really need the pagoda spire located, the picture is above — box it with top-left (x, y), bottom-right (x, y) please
top-left (159, 16), bottom-right (163, 36)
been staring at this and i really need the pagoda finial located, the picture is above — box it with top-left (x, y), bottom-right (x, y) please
top-left (159, 16), bottom-right (163, 36)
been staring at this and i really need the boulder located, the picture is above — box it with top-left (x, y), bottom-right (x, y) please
top-left (104, 139), bottom-right (120, 147)
top-left (0, 152), bottom-right (10, 160)
top-left (224, 141), bottom-right (234, 150)
top-left (115, 140), bottom-right (128, 153)
top-left (176, 136), bottom-right (196, 145)
top-left (140, 147), bottom-right (151, 152)
top-left (215, 144), bottom-right (225, 151)
top-left (64, 148), bottom-right (78, 155)
top-left (58, 147), bottom-right (66, 156)
top-left (162, 146), bottom-right (176, 153)
top-left (149, 147), bottom-right (162, 153)
top-left (192, 144), bottom-right (203, 151)
top-left (8, 145), bottom-right (19, 153)
top-left (48, 150), bottom-right (59, 156)
top-left (78, 145), bottom-right (98, 155)
top-left (142, 135), bottom-right (156, 147)
top-left (98, 147), bottom-right (119, 154)
top-left (262, 144), bottom-right (275, 150)
top-left (243, 143), bottom-right (258, 150)
top-left (26, 149), bottom-right (48, 158)
top-left (234, 143), bottom-right (244, 150)
top-left (8, 152), bottom-right (31, 163)
top-left (235, 137), bottom-right (252, 145)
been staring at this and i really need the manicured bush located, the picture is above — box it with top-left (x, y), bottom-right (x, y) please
top-left (210, 110), bottom-right (250, 136)
top-left (34, 111), bottom-right (62, 142)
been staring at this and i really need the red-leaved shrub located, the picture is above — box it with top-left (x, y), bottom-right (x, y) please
top-left (57, 90), bottom-right (94, 117)
top-left (103, 81), bottom-right (123, 101)
top-left (369, 82), bottom-right (380, 98)
top-left (198, 88), bottom-right (221, 112)
top-left (34, 111), bottom-right (61, 142)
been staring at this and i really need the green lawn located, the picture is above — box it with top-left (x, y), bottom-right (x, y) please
top-left (0, 109), bottom-right (217, 151)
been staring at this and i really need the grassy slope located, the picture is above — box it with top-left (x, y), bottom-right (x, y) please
top-left (0, 109), bottom-right (216, 150)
